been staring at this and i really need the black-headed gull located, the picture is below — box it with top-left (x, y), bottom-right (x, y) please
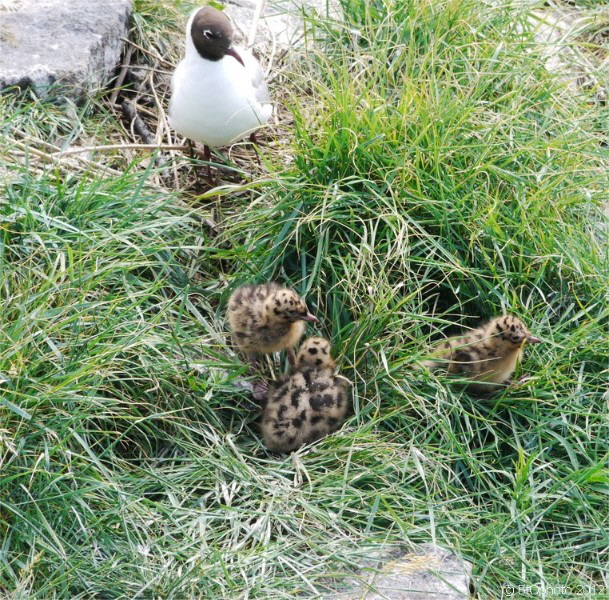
top-left (169, 6), bottom-right (272, 179)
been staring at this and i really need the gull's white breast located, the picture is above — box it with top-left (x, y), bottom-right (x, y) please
top-left (169, 48), bottom-right (272, 147)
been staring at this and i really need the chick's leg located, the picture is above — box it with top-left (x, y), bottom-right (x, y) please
top-left (287, 348), bottom-right (296, 367)
top-left (247, 354), bottom-right (269, 402)
top-left (252, 380), bottom-right (269, 403)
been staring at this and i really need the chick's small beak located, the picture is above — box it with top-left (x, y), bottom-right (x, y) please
top-left (526, 335), bottom-right (542, 344)
top-left (302, 312), bottom-right (318, 323)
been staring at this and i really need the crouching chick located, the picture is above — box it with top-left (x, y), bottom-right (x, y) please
top-left (421, 314), bottom-right (541, 394)
top-left (261, 337), bottom-right (351, 453)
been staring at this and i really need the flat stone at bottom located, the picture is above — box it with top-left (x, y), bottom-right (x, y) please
top-left (328, 544), bottom-right (472, 600)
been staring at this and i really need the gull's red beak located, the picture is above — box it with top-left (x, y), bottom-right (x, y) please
top-left (225, 47), bottom-right (245, 67)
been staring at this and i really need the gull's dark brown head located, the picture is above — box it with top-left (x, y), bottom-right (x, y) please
top-left (190, 6), bottom-right (243, 64)
top-left (265, 289), bottom-right (318, 325)
top-left (490, 315), bottom-right (541, 347)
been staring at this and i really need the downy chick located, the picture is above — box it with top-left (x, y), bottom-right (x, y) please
top-left (227, 283), bottom-right (318, 371)
top-left (421, 315), bottom-right (541, 393)
top-left (261, 337), bottom-right (351, 453)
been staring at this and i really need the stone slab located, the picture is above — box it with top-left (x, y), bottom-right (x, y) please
top-left (0, 0), bottom-right (132, 100)
top-left (528, 5), bottom-right (607, 104)
top-left (330, 544), bottom-right (472, 600)
top-left (226, 0), bottom-right (343, 53)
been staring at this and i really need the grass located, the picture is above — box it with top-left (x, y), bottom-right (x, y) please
top-left (1, 0), bottom-right (608, 597)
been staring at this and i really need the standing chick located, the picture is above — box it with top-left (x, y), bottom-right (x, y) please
top-left (421, 315), bottom-right (541, 393)
top-left (261, 337), bottom-right (351, 453)
top-left (169, 6), bottom-right (272, 178)
top-left (227, 283), bottom-right (318, 371)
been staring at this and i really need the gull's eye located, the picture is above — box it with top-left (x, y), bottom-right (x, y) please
top-left (203, 29), bottom-right (214, 39)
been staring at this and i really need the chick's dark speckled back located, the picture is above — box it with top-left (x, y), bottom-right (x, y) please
top-left (261, 363), bottom-right (350, 453)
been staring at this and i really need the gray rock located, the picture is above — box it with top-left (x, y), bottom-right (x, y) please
top-left (225, 0), bottom-right (343, 53)
top-left (530, 6), bottom-right (606, 103)
top-left (329, 544), bottom-right (472, 600)
top-left (0, 0), bottom-right (132, 100)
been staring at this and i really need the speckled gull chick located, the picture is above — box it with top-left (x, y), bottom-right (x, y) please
top-left (227, 282), bottom-right (318, 371)
top-left (261, 337), bottom-right (351, 453)
top-left (421, 315), bottom-right (541, 393)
